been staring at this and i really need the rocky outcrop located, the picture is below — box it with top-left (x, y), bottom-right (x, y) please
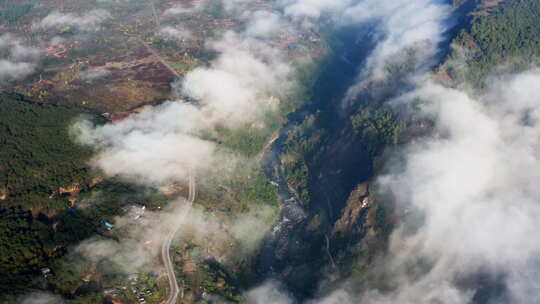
top-left (48, 183), bottom-right (81, 199)
top-left (89, 177), bottom-right (103, 187)
top-left (332, 183), bottom-right (372, 237)
top-left (0, 188), bottom-right (7, 200)
top-left (158, 183), bottom-right (184, 196)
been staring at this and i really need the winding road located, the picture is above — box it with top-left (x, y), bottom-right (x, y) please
top-left (162, 172), bottom-right (196, 304)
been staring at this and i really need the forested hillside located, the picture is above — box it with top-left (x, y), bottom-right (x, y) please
top-left (447, 0), bottom-right (540, 86)
top-left (0, 93), bottom-right (94, 292)
top-left (0, 94), bottom-right (170, 295)
top-left (0, 93), bottom-right (95, 210)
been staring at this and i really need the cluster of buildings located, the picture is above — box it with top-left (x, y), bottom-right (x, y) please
top-left (101, 203), bottom-right (148, 231)
top-left (45, 43), bottom-right (68, 58)
top-left (120, 274), bottom-right (156, 303)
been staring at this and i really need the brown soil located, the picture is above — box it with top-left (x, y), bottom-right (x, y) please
top-left (332, 183), bottom-right (371, 236)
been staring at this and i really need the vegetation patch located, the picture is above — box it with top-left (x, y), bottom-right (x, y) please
top-left (0, 3), bottom-right (33, 24)
top-left (446, 0), bottom-right (540, 86)
top-left (0, 92), bottom-right (96, 210)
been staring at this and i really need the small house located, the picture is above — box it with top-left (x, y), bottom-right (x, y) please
top-left (101, 221), bottom-right (114, 230)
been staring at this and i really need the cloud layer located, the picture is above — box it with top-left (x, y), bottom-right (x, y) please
top-left (367, 70), bottom-right (540, 304)
top-left (163, 1), bottom-right (208, 16)
top-left (301, 69), bottom-right (540, 304)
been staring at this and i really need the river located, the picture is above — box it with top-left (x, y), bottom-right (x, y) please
top-left (254, 3), bottom-right (469, 298)
top-left (255, 23), bottom-right (381, 300)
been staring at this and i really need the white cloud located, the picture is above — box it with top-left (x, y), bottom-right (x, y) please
top-left (244, 10), bottom-right (287, 39)
top-left (73, 29), bottom-right (293, 185)
top-left (163, 1), bottom-right (208, 16)
top-left (181, 32), bottom-right (291, 126)
top-left (36, 9), bottom-right (111, 31)
top-left (20, 292), bottom-right (65, 304)
top-left (73, 12), bottom-right (293, 184)
top-left (49, 36), bottom-right (65, 46)
top-left (160, 26), bottom-right (192, 41)
top-left (73, 199), bottom-right (191, 275)
top-left (73, 196), bottom-right (275, 278)
top-left (363, 69), bottom-right (540, 303)
top-left (72, 102), bottom-right (217, 186)
top-left (0, 33), bottom-right (42, 61)
top-left (274, 0), bottom-right (450, 103)
top-left (341, 0), bottom-right (450, 104)
top-left (78, 67), bottom-right (111, 83)
top-left (346, 0), bottom-right (450, 79)
top-left (223, 0), bottom-right (255, 13)
top-left (0, 33), bottom-right (41, 84)
top-left (9, 43), bottom-right (41, 61)
top-left (307, 289), bottom-right (354, 304)
top-left (0, 60), bottom-right (36, 83)
top-left (244, 280), bottom-right (294, 304)
top-left (282, 0), bottom-right (352, 20)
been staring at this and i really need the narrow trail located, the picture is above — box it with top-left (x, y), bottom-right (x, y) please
top-left (163, 172), bottom-right (196, 304)
top-left (137, 38), bottom-right (181, 79)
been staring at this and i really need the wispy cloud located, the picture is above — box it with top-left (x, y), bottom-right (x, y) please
top-left (74, 27), bottom-right (292, 186)
top-left (342, 0), bottom-right (451, 101)
top-left (0, 33), bottom-right (41, 84)
top-left (244, 280), bottom-right (294, 304)
top-left (160, 26), bottom-right (193, 41)
top-left (0, 60), bottom-right (36, 84)
top-left (163, 1), bottom-right (208, 16)
top-left (78, 66), bottom-right (111, 83)
top-left (303, 69), bottom-right (540, 304)
top-left (35, 9), bottom-right (111, 31)
top-left (370, 70), bottom-right (540, 303)
top-left (243, 10), bottom-right (289, 39)
top-left (20, 292), bottom-right (64, 304)
top-left (72, 198), bottom-right (275, 277)
top-left (281, 0), bottom-right (352, 20)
